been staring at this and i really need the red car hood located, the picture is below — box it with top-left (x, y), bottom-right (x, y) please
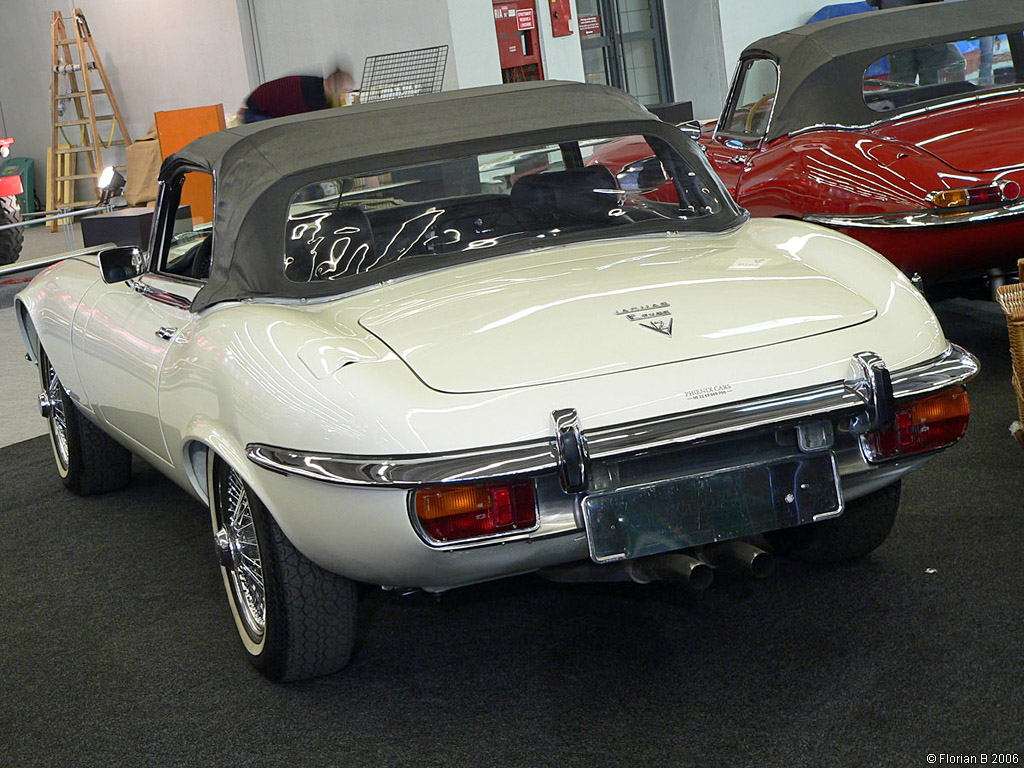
top-left (872, 96), bottom-right (1024, 173)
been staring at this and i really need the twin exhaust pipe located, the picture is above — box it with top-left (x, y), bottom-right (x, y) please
top-left (628, 540), bottom-right (775, 590)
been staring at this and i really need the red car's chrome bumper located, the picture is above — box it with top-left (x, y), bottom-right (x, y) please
top-left (804, 200), bottom-right (1024, 229)
top-left (804, 203), bottom-right (1024, 278)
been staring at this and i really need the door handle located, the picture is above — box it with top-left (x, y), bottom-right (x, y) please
top-left (727, 155), bottom-right (748, 165)
top-left (155, 326), bottom-right (177, 341)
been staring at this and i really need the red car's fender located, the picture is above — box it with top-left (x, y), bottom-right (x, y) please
top-left (733, 132), bottom-right (953, 217)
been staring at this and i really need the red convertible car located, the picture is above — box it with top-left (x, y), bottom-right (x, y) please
top-left (591, 0), bottom-right (1024, 291)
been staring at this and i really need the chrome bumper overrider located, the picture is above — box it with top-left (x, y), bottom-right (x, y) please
top-left (804, 201), bottom-right (1024, 229)
top-left (246, 343), bottom-right (978, 490)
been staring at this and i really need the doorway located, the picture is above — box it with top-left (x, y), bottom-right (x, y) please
top-left (578, 0), bottom-right (672, 105)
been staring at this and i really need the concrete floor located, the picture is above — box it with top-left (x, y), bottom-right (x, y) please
top-left (0, 223), bottom-right (83, 447)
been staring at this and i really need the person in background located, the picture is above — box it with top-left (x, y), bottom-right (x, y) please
top-left (866, 0), bottom-right (963, 85)
top-left (240, 68), bottom-right (354, 123)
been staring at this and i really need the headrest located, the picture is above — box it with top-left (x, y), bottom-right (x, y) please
top-left (510, 165), bottom-right (620, 229)
top-left (285, 206), bottom-right (375, 282)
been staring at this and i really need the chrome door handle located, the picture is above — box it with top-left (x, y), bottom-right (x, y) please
top-left (727, 155), bottom-right (748, 164)
top-left (155, 326), bottom-right (177, 340)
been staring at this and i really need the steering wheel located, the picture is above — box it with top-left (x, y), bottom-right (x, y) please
top-left (744, 92), bottom-right (775, 133)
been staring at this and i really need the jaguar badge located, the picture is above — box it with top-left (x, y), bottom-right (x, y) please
top-left (615, 302), bottom-right (673, 337)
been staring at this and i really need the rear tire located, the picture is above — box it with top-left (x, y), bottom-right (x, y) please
top-left (210, 457), bottom-right (358, 681)
top-left (0, 195), bottom-right (24, 265)
top-left (38, 344), bottom-right (133, 495)
top-left (764, 480), bottom-right (901, 563)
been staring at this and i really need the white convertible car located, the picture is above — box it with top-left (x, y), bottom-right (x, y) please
top-left (15, 82), bottom-right (977, 681)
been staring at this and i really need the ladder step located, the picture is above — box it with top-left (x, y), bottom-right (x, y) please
top-left (53, 141), bottom-right (125, 154)
top-left (62, 91), bottom-right (107, 98)
top-left (55, 38), bottom-right (84, 46)
top-left (57, 116), bottom-right (116, 126)
top-left (54, 174), bottom-right (101, 181)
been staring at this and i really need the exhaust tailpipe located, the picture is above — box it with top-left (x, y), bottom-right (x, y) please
top-left (701, 541), bottom-right (775, 579)
top-left (630, 552), bottom-right (714, 591)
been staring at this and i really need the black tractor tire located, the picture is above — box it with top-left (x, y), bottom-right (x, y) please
top-left (0, 195), bottom-right (24, 265)
top-left (211, 457), bottom-right (358, 682)
top-left (764, 480), bottom-right (901, 563)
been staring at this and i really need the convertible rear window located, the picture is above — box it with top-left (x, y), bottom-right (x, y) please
top-left (283, 135), bottom-right (723, 284)
top-left (863, 31), bottom-right (1024, 112)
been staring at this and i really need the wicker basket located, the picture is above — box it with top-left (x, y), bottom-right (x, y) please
top-left (996, 258), bottom-right (1024, 444)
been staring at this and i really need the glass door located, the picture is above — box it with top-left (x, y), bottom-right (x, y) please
top-left (579, 0), bottom-right (672, 105)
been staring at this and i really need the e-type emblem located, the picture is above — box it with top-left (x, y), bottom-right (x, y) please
top-left (640, 318), bottom-right (673, 336)
top-left (615, 302), bottom-right (674, 337)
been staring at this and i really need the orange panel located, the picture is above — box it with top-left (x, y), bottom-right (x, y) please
top-left (154, 105), bottom-right (226, 224)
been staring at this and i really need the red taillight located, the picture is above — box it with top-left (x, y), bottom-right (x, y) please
top-left (414, 481), bottom-right (537, 543)
top-left (927, 181), bottom-right (1020, 208)
top-left (866, 387), bottom-right (970, 461)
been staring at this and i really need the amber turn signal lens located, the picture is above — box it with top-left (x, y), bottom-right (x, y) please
top-left (414, 481), bottom-right (537, 543)
top-left (866, 386), bottom-right (969, 461)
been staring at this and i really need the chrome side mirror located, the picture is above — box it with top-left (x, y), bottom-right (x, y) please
top-left (98, 246), bottom-right (144, 283)
top-left (679, 119), bottom-right (702, 140)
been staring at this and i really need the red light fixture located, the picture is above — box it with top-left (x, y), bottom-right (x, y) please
top-left (413, 481), bottom-right (537, 543)
top-left (927, 180), bottom-right (1020, 209)
top-left (865, 386), bottom-right (970, 461)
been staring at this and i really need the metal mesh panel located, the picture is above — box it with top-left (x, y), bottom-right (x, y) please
top-left (359, 46), bottom-right (449, 104)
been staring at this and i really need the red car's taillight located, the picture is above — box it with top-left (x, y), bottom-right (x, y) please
top-left (865, 386), bottom-right (969, 461)
top-left (414, 481), bottom-right (537, 543)
top-left (927, 181), bottom-right (1020, 208)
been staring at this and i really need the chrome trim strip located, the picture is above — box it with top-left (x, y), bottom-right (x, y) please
top-left (245, 343), bottom-right (978, 488)
top-left (789, 86), bottom-right (1024, 145)
top-left (246, 441), bottom-right (560, 489)
top-left (804, 200), bottom-right (1024, 229)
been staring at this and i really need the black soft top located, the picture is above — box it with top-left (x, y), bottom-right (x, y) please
top-left (742, 0), bottom-right (1024, 141)
top-left (162, 81), bottom-right (739, 312)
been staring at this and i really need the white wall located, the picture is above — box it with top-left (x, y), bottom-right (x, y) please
top-left (663, 0), bottom-right (729, 119)
top-left (0, 0), bottom-right (250, 200)
top-left (718, 0), bottom-right (829, 76)
top-left (537, 4), bottom-right (586, 82)
top-left (447, 0), bottom-right (503, 88)
top-left (248, 0), bottom-right (458, 92)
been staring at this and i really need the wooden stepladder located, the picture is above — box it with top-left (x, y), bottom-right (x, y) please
top-left (48, 9), bottom-right (132, 228)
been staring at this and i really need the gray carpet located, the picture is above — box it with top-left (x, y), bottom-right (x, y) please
top-left (1, 298), bottom-right (1021, 767)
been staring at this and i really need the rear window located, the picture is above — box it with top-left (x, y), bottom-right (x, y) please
top-left (283, 135), bottom-right (725, 284)
top-left (863, 31), bottom-right (1024, 113)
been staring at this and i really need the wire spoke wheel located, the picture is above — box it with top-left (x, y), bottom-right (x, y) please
top-left (221, 468), bottom-right (267, 642)
top-left (42, 355), bottom-right (70, 470)
top-left (35, 343), bottom-right (133, 495)
top-left (210, 455), bottom-right (358, 681)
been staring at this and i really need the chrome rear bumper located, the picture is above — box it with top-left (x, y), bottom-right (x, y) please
top-left (804, 202), bottom-right (1024, 229)
top-left (247, 343), bottom-right (978, 490)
